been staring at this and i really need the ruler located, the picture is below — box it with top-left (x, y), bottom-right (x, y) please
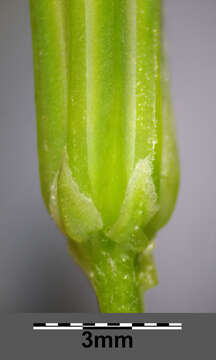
top-left (33, 322), bottom-right (182, 331)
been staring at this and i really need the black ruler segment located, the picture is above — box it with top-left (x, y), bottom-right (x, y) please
top-left (34, 323), bottom-right (46, 327)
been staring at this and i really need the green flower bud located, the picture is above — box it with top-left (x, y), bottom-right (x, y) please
top-left (29, 0), bottom-right (180, 313)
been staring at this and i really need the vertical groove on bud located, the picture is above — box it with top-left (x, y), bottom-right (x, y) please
top-left (86, 0), bottom-right (137, 227)
top-left (66, 1), bottom-right (91, 196)
top-left (136, 0), bottom-right (162, 192)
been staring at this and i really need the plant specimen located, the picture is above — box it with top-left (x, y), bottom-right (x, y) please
top-left (29, 0), bottom-right (180, 313)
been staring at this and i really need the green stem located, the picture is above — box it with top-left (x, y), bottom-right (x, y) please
top-left (68, 236), bottom-right (143, 313)
top-left (92, 253), bottom-right (142, 313)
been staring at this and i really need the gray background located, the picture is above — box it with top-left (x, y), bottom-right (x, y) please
top-left (0, 0), bottom-right (215, 312)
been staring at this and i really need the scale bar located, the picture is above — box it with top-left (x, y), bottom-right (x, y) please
top-left (33, 322), bottom-right (182, 331)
